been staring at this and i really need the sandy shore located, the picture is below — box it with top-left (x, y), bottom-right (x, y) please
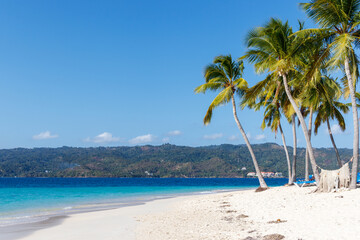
top-left (17, 195), bottom-right (195, 240)
top-left (19, 186), bottom-right (360, 240)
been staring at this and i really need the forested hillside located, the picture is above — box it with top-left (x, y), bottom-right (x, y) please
top-left (0, 143), bottom-right (353, 178)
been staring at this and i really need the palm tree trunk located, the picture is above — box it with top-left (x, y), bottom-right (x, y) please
top-left (344, 56), bottom-right (359, 189)
top-left (281, 73), bottom-right (320, 184)
top-left (305, 107), bottom-right (313, 181)
top-left (291, 114), bottom-right (297, 182)
top-left (327, 119), bottom-right (342, 167)
top-left (279, 123), bottom-right (292, 184)
top-left (272, 81), bottom-right (282, 104)
top-left (231, 96), bottom-right (268, 189)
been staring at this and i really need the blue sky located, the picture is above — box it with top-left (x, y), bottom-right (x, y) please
top-left (0, 0), bottom-right (356, 149)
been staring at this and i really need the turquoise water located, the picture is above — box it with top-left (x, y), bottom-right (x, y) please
top-left (0, 178), bottom-right (287, 226)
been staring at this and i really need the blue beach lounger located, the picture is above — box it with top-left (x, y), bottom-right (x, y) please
top-left (294, 175), bottom-right (316, 187)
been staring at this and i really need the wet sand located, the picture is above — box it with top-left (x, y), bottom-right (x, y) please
top-left (0, 216), bottom-right (67, 240)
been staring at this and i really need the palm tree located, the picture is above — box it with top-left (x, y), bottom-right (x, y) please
top-left (301, 97), bottom-right (319, 181)
top-left (305, 109), bottom-right (313, 181)
top-left (301, 0), bottom-right (360, 188)
top-left (291, 114), bottom-right (298, 182)
top-left (264, 104), bottom-right (294, 185)
top-left (313, 85), bottom-right (350, 167)
top-left (243, 18), bottom-right (321, 183)
top-left (296, 36), bottom-right (330, 181)
top-left (195, 55), bottom-right (268, 189)
top-left (245, 79), bottom-right (293, 185)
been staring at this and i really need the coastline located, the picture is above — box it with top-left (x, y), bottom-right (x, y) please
top-left (0, 216), bottom-right (68, 240)
top-left (14, 186), bottom-right (360, 240)
top-left (16, 195), bottom-right (194, 240)
top-left (2, 188), bottom-right (248, 240)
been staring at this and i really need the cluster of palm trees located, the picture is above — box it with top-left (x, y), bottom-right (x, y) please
top-left (195, 0), bottom-right (360, 190)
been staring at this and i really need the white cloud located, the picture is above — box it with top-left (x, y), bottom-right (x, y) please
top-left (129, 134), bottom-right (155, 144)
top-left (33, 131), bottom-right (58, 140)
top-left (85, 132), bottom-right (120, 143)
top-left (162, 137), bottom-right (170, 143)
top-left (255, 134), bottom-right (266, 141)
top-left (168, 130), bottom-right (182, 136)
top-left (203, 133), bottom-right (223, 140)
top-left (331, 124), bottom-right (343, 135)
top-left (228, 135), bottom-right (239, 141)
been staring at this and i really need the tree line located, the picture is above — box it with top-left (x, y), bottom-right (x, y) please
top-left (0, 144), bottom-right (352, 178)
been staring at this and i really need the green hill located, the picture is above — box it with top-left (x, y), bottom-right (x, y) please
top-left (0, 143), bottom-right (354, 178)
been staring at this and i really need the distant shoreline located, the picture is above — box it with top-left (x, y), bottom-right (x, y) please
top-left (0, 143), bottom-right (349, 178)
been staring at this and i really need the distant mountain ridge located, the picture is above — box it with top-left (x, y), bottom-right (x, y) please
top-left (0, 143), bottom-right (354, 178)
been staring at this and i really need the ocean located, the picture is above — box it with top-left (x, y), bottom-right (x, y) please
top-left (0, 178), bottom-right (287, 227)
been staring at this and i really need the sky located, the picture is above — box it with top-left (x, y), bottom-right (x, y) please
top-left (0, 0), bottom-right (356, 149)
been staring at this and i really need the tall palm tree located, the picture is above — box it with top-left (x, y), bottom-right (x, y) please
top-left (281, 89), bottom-right (300, 182)
top-left (243, 18), bottom-right (321, 183)
top-left (301, 94), bottom-right (319, 181)
top-left (305, 108), bottom-right (314, 181)
top-left (195, 55), bottom-right (268, 189)
top-left (291, 114), bottom-right (298, 182)
top-left (296, 36), bottom-right (331, 180)
top-left (301, 0), bottom-right (360, 188)
top-left (246, 79), bottom-right (293, 185)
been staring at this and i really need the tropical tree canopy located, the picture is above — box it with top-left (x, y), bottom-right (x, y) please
top-left (195, 55), bottom-right (248, 125)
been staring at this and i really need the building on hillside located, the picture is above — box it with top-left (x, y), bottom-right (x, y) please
top-left (261, 172), bottom-right (275, 178)
top-left (247, 171), bottom-right (283, 178)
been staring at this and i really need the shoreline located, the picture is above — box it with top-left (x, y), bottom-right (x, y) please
top-left (0, 216), bottom-right (68, 240)
top-left (13, 186), bottom-right (360, 240)
top-left (1, 187), bottom-right (252, 240)
top-left (16, 194), bottom-right (195, 240)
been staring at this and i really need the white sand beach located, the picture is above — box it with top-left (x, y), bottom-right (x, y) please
top-left (20, 186), bottom-right (360, 240)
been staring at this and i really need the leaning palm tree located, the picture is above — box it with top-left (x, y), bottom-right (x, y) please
top-left (301, 0), bottom-right (360, 188)
top-left (243, 18), bottom-right (321, 183)
top-left (195, 55), bottom-right (268, 189)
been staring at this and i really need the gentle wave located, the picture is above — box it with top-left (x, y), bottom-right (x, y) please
top-left (0, 215), bottom-right (50, 227)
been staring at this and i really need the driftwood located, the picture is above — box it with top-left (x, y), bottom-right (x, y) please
top-left (316, 163), bottom-right (350, 192)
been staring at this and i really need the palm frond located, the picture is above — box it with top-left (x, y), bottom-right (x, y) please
top-left (203, 86), bottom-right (233, 125)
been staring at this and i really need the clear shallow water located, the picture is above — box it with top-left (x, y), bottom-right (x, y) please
top-left (0, 178), bottom-right (287, 227)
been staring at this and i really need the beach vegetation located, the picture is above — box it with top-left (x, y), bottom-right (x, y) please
top-left (195, 55), bottom-right (268, 189)
top-left (243, 18), bottom-right (321, 184)
top-left (192, 0), bottom-right (360, 190)
top-left (300, 0), bottom-right (360, 188)
top-left (243, 75), bottom-right (294, 185)
top-left (0, 144), bottom-right (350, 178)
